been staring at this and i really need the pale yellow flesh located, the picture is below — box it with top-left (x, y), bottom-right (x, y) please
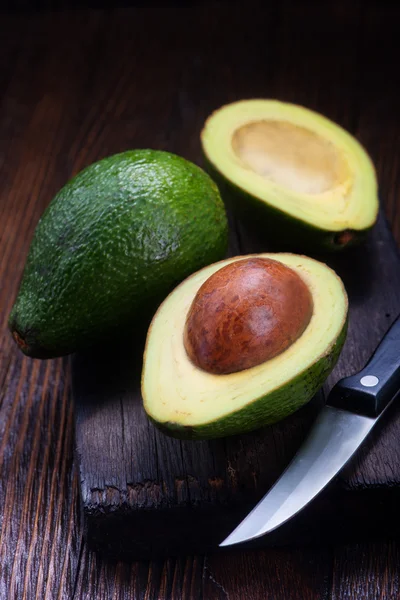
top-left (142, 254), bottom-right (348, 428)
top-left (232, 120), bottom-right (350, 195)
top-left (201, 100), bottom-right (378, 231)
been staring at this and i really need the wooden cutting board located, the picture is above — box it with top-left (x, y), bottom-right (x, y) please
top-left (73, 208), bottom-right (400, 560)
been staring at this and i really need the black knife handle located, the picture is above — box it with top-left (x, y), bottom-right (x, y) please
top-left (328, 314), bottom-right (400, 418)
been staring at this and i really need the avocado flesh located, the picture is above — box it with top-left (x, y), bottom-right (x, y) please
top-left (9, 150), bottom-right (228, 358)
top-left (201, 100), bottom-right (378, 251)
top-left (142, 253), bottom-right (348, 440)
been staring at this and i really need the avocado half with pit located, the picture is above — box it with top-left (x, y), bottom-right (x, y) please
top-left (201, 100), bottom-right (379, 252)
top-left (142, 253), bottom-right (348, 440)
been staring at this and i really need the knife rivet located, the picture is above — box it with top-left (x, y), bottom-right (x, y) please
top-left (360, 375), bottom-right (379, 387)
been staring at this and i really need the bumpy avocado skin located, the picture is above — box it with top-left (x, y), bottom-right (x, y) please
top-left (204, 158), bottom-right (372, 253)
top-left (9, 150), bottom-right (229, 358)
top-left (150, 318), bottom-right (347, 440)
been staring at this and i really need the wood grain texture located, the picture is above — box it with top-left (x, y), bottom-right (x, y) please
top-left (0, 10), bottom-right (104, 598)
top-left (1, 1), bottom-right (400, 598)
top-left (332, 542), bottom-right (400, 600)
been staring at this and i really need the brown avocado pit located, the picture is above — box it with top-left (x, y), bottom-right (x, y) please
top-left (183, 257), bottom-right (313, 375)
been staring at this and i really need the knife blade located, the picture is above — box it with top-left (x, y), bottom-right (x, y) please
top-left (220, 313), bottom-right (400, 548)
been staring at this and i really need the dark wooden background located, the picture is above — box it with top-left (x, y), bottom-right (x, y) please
top-left (2, 0), bottom-right (400, 597)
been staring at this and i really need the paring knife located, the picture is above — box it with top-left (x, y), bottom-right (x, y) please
top-left (220, 313), bottom-right (400, 547)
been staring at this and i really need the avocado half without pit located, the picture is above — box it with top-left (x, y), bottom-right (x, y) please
top-left (201, 100), bottom-right (379, 252)
top-left (142, 253), bottom-right (348, 440)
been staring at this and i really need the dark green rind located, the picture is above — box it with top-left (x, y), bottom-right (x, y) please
top-left (150, 318), bottom-right (348, 440)
top-left (9, 150), bottom-right (228, 358)
top-left (204, 156), bottom-right (374, 253)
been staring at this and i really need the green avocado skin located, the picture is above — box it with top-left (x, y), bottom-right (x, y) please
top-left (151, 319), bottom-right (347, 440)
top-left (9, 150), bottom-right (228, 358)
top-left (204, 158), bottom-right (372, 253)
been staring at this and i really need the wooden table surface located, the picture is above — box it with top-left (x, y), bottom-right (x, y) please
top-left (1, 1), bottom-right (400, 598)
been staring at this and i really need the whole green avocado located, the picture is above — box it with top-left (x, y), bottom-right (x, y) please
top-left (9, 150), bottom-right (228, 358)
